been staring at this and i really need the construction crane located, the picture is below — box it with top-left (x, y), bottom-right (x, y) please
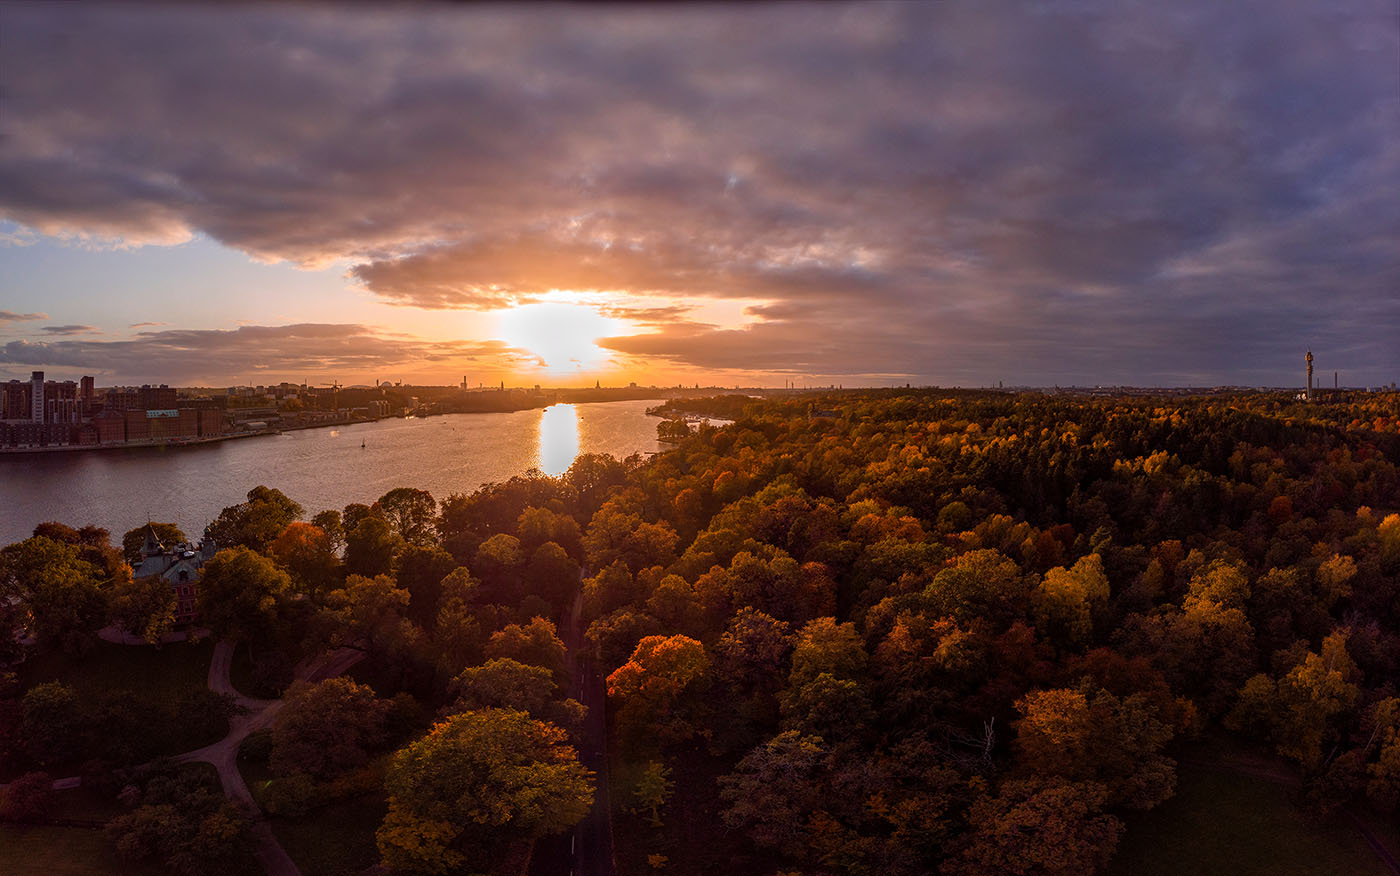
top-left (319, 381), bottom-right (342, 412)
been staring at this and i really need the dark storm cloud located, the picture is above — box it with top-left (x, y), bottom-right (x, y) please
top-left (0, 324), bottom-right (533, 385)
top-left (1, 2), bottom-right (1396, 383)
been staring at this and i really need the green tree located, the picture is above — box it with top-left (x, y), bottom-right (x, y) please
top-left (451, 658), bottom-right (555, 713)
top-left (517, 506), bottom-right (583, 558)
top-left (196, 547), bottom-right (293, 644)
top-left (524, 541), bottom-right (580, 612)
top-left (109, 570), bottom-right (176, 644)
top-left (345, 514), bottom-right (403, 578)
top-left (321, 573), bottom-right (416, 657)
top-left (206, 486), bottom-right (303, 553)
top-left (780, 671), bottom-right (874, 742)
top-left (394, 544), bottom-right (458, 627)
top-left (20, 681), bottom-right (85, 766)
top-left (631, 760), bottom-right (674, 827)
top-left (377, 709), bottom-right (594, 874)
top-left (106, 769), bottom-right (252, 876)
top-left (450, 657), bottom-right (585, 728)
top-left (378, 487), bottom-right (438, 546)
top-left (270, 677), bottom-right (389, 780)
top-left (1, 536), bottom-right (109, 652)
top-left (311, 509), bottom-right (345, 555)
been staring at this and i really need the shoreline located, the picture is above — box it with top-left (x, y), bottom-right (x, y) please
top-left (0, 395), bottom-right (673, 457)
top-left (0, 429), bottom-right (276, 456)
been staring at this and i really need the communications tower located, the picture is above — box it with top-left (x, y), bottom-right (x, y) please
top-left (1306, 349), bottom-right (1314, 401)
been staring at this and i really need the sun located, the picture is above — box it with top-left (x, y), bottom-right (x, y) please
top-left (495, 300), bottom-right (624, 372)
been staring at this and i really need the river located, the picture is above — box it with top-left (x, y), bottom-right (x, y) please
top-left (0, 399), bottom-right (663, 546)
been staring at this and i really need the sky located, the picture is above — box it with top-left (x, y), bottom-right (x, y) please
top-left (1, 2), bottom-right (1397, 389)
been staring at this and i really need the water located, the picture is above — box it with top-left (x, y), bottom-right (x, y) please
top-left (0, 400), bottom-right (662, 545)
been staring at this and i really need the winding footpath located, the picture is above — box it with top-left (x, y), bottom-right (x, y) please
top-left (173, 640), bottom-right (365, 876)
top-left (5, 640), bottom-right (364, 876)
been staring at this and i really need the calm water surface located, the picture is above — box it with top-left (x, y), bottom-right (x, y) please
top-left (0, 400), bottom-right (661, 545)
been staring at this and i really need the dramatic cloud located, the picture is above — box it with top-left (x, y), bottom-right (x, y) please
top-left (1, 3), bottom-right (1396, 383)
top-left (0, 324), bottom-right (536, 385)
top-left (0, 311), bottom-right (49, 324)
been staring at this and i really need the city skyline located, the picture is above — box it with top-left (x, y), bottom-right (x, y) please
top-left (2, 2), bottom-right (1398, 387)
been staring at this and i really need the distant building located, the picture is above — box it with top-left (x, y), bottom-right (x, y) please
top-left (1, 380), bottom-right (29, 420)
top-left (131, 525), bottom-right (218, 624)
top-left (30, 371), bottom-right (44, 422)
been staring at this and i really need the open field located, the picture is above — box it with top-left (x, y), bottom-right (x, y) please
top-left (18, 638), bottom-right (213, 701)
top-left (1110, 762), bottom-right (1389, 876)
top-left (0, 825), bottom-right (167, 876)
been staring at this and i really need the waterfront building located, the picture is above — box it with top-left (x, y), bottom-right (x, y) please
top-left (45, 380), bottom-right (79, 424)
top-left (132, 525), bottom-right (218, 624)
top-left (30, 371), bottom-right (44, 422)
top-left (1, 380), bottom-right (29, 420)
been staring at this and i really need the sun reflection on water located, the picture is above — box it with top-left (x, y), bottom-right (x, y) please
top-left (538, 404), bottom-right (580, 476)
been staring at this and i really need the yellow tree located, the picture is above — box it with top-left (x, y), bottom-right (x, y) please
top-left (377, 709), bottom-right (593, 875)
top-left (1033, 554), bottom-right (1109, 647)
top-left (1274, 630), bottom-right (1360, 769)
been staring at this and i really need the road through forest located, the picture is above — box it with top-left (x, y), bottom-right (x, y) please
top-left (530, 587), bottom-right (616, 876)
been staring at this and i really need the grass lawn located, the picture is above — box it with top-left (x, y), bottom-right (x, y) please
top-left (1109, 762), bottom-right (1388, 876)
top-left (271, 794), bottom-right (387, 876)
top-left (0, 825), bottom-right (167, 876)
top-left (18, 638), bottom-right (213, 701)
top-left (228, 639), bottom-right (259, 697)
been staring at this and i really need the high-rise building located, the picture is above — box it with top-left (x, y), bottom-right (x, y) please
top-left (30, 371), bottom-right (44, 422)
top-left (80, 375), bottom-right (95, 412)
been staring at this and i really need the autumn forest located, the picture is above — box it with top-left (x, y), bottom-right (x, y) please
top-left (3, 389), bottom-right (1399, 876)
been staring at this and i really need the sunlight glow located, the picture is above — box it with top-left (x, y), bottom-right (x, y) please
top-left (496, 300), bottom-right (624, 372)
top-left (537, 404), bottom-right (580, 476)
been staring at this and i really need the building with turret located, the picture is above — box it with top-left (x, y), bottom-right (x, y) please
top-left (131, 525), bottom-right (218, 624)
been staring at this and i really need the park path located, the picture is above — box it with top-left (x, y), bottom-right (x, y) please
top-left (2, 639), bottom-right (364, 876)
top-left (171, 640), bottom-right (365, 876)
